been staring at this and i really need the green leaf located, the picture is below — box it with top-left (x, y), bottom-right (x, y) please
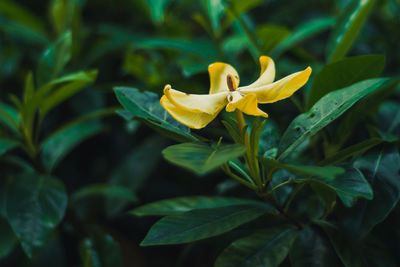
top-left (308, 55), bottom-right (385, 108)
top-left (318, 137), bottom-right (383, 165)
top-left (39, 70), bottom-right (97, 117)
top-left (278, 78), bottom-right (389, 160)
top-left (339, 149), bottom-right (400, 236)
top-left (0, 139), bottom-right (19, 156)
top-left (261, 159), bottom-right (345, 180)
top-left (207, 0), bottom-right (226, 34)
top-left (41, 121), bottom-right (102, 172)
top-left (289, 226), bottom-right (342, 267)
top-left (326, 0), bottom-right (377, 62)
top-left (0, 16), bottom-right (48, 45)
top-left (294, 166), bottom-right (373, 204)
top-left (0, 101), bottom-right (19, 133)
top-left (271, 17), bottom-right (335, 58)
top-left (0, 218), bottom-right (17, 259)
top-left (162, 142), bottom-right (247, 175)
top-left (114, 87), bottom-right (196, 142)
top-left (141, 204), bottom-right (269, 246)
top-left (256, 24), bottom-right (290, 54)
top-left (5, 173), bottom-right (68, 258)
top-left (71, 184), bottom-right (137, 204)
top-left (37, 31), bottom-right (72, 87)
top-left (215, 225), bottom-right (298, 267)
top-left (130, 196), bottom-right (271, 216)
top-left (106, 136), bottom-right (165, 217)
top-left (377, 101), bottom-right (400, 140)
top-left (145, 0), bottom-right (171, 24)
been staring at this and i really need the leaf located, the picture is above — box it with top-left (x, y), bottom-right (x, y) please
top-left (71, 184), bottom-right (138, 204)
top-left (0, 139), bottom-right (19, 156)
top-left (106, 136), bottom-right (165, 217)
top-left (308, 55), bottom-right (385, 108)
top-left (0, 101), bottom-right (19, 133)
top-left (318, 137), bottom-right (383, 165)
top-left (278, 78), bottom-right (389, 160)
top-left (0, 16), bottom-right (48, 45)
top-left (377, 101), bottom-right (400, 140)
top-left (215, 225), bottom-right (298, 267)
top-left (39, 70), bottom-right (98, 117)
top-left (0, 218), bottom-right (17, 259)
top-left (114, 87), bottom-right (196, 142)
top-left (271, 17), bottom-right (335, 58)
top-left (41, 121), bottom-right (102, 172)
top-left (145, 0), bottom-right (171, 24)
top-left (294, 166), bottom-right (373, 204)
top-left (326, 0), bottom-right (377, 62)
top-left (5, 173), bottom-right (68, 258)
top-left (37, 31), bottom-right (72, 87)
top-left (339, 149), bottom-right (400, 237)
top-left (162, 142), bottom-right (247, 175)
top-left (130, 196), bottom-right (271, 216)
top-left (256, 24), bottom-right (290, 54)
top-left (141, 204), bottom-right (269, 246)
top-left (207, 0), bottom-right (226, 34)
top-left (289, 226), bottom-right (342, 267)
top-left (261, 158), bottom-right (345, 180)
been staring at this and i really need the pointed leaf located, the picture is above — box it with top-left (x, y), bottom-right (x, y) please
top-left (0, 139), bottom-right (19, 156)
top-left (141, 205), bottom-right (269, 246)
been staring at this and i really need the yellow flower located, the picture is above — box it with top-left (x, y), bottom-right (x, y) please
top-left (160, 56), bottom-right (312, 129)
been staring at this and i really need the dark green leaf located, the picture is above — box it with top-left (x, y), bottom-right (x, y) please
top-left (141, 205), bottom-right (269, 246)
top-left (37, 31), bottom-right (72, 86)
top-left (5, 173), bottom-right (68, 258)
top-left (215, 225), bottom-right (298, 267)
top-left (41, 121), bottom-right (102, 171)
top-left (0, 218), bottom-right (17, 259)
top-left (71, 184), bottom-right (137, 204)
top-left (308, 55), bottom-right (385, 108)
top-left (326, 0), bottom-right (376, 62)
top-left (0, 101), bottom-right (19, 133)
top-left (0, 139), bottom-right (19, 155)
top-left (272, 17), bottom-right (335, 58)
top-left (114, 87), bottom-right (196, 142)
top-left (289, 226), bottom-right (342, 267)
top-left (162, 142), bottom-right (247, 175)
top-left (145, 0), bottom-right (171, 24)
top-left (130, 196), bottom-right (271, 216)
top-left (278, 78), bottom-right (389, 160)
top-left (257, 24), bottom-right (290, 54)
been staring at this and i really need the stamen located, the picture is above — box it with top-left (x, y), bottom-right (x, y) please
top-left (227, 74), bottom-right (236, 91)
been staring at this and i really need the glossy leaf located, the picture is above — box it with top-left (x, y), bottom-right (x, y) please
top-left (215, 225), bottom-right (298, 267)
top-left (5, 173), bottom-right (68, 258)
top-left (37, 31), bottom-right (72, 86)
top-left (162, 142), bottom-right (247, 175)
top-left (339, 149), bottom-right (400, 237)
top-left (71, 184), bottom-right (137, 204)
top-left (261, 158), bottom-right (345, 180)
top-left (141, 205), bottom-right (269, 246)
top-left (289, 226), bottom-right (342, 267)
top-left (326, 0), bottom-right (376, 62)
top-left (130, 196), bottom-right (271, 216)
top-left (114, 87), bottom-right (196, 142)
top-left (278, 78), bottom-right (389, 160)
top-left (145, 0), bottom-right (171, 24)
top-left (41, 121), bottom-right (102, 171)
top-left (207, 0), bottom-right (225, 34)
top-left (272, 17), bottom-right (335, 58)
top-left (0, 139), bottom-right (19, 156)
top-left (308, 55), bottom-right (385, 108)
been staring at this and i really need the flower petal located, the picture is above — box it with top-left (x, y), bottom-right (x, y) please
top-left (239, 67), bottom-right (312, 103)
top-left (160, 95), bottom-right (222, 129)
top-left (164, 84), bottom-right (228, 114)
top-left (208, 62), bottom-right (240, 94)
top-left (226, 92), bottom-right (268, 118)
top-left (240, 56), bottom-right (275, 90)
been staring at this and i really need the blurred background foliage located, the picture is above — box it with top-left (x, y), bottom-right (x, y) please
top-left (0, 0), bottom-right (400, 266)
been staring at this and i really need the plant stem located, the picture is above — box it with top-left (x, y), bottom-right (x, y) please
top-left (221, 164), bottom-right (257, 190)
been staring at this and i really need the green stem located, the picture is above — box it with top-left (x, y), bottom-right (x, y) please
top-left (221, 164), bottom-right (257, 190)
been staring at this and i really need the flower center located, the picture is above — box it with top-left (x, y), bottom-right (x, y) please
top-left (226, 74), bottom-right (237, 91)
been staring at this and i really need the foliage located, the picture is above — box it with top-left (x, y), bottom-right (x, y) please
top-left (1, 0), bottom-right (400, 266)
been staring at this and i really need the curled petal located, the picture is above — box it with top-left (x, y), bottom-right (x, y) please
top-left (208, 63), bottom-right (240, 94)
top-left (160, 95), bottom-right (223, 129)
top-left (240, 67), bottom-right (312, 104)
top-left (240, 56), bottom-right (275, 90)
top-left (164, 84), bottom-right (228, 114)
top-left (226, 92), bottom-right (268, 118)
